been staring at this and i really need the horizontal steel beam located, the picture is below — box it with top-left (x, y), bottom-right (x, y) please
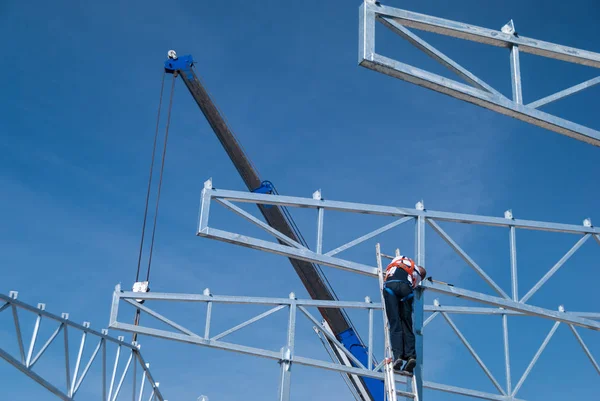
top-left (425, 381), bottom-right (520, 401)
top-left (426, 306), bottom-right (600, 319)
top-left (118, 289), bottom-right (600, 320)
top-left (422, 282), bottom-right (600, 331)
top-left (118, 289), bottom-right (380, 309)
top-left (362, 53), bottom-right (600, 146)
top-left (205, 188), bottom-right (600, 234)
top-left (371, 3), bottom-right (600, 67)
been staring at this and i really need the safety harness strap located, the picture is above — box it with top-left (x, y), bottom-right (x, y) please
top-left (384, 281), bottom-right (414, 302)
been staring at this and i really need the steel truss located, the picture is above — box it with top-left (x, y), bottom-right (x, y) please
top-left (358, 0), bottom-right (600, 147)
top-left (108, 287), bottom-right (599, 401)
top-left (186, 179), bottom-right (599, 400)
top-left (110, 286), bottom-right (528, 401)
top-left (0, 291), bottom-right (167, 401)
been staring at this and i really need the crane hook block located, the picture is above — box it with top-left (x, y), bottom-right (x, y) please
top-left (164, 54), bottom-right (194, 80)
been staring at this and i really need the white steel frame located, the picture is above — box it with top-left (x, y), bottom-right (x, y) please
top-left (0, 291), bottom-right (167, 401)
top-left (358, 0), bottom-right (600, 147)
top-left (181, 179), bottom-right (598, 400)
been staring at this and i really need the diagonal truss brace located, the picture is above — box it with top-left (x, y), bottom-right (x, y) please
top-left (441, 312), bottom-right (505, 394)
top-left (358, 1), bottom-right (600, 146)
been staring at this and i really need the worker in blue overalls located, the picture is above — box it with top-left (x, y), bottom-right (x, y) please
top-left (383, 255), bottom-right (426, 374)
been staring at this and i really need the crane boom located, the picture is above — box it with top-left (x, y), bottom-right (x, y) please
top-left (164, 53), bottom-right (383, 401)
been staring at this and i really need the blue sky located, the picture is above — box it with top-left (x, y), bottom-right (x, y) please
top-left (1, 0), bottom-right (599, 400)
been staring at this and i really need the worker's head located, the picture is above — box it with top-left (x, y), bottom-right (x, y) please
top-left (417, 266), bottom-right (427, 280)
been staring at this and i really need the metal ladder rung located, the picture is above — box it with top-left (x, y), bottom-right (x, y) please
top-left (396, 389), bottom-right (415, 399)
top-left (380, 253), bottom-right (397, 260)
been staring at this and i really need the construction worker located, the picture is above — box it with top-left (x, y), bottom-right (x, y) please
top-left (383, 255), bottom-right (427, 374)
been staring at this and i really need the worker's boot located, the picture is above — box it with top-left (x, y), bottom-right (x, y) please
top-left (392, 358), bottom-right (404, 372)
top-left (402, 358), bottom-right (416, 374)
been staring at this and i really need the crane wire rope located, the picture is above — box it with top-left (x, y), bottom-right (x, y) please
top-left (135, 71), bottom-right (166, 282)
top-left (134, 72), bottom-right (177, 284)
top-left (145, 74), bottom-right (177, 281)
top-left (131, 72), bottom-right (176, 341)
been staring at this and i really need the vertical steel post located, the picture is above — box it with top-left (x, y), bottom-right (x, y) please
top-left (198, 180), bottom-right (212, 233)
top-left (315, 190), bottom-right (324, 254)
top-left (63, 322), bottom-right (71, 392)
top-left (509, 226), bottom-right (518, 301)
top-left (510, 45), bottom-right (523, 104)
top-left (414, 214), bottom-right (425, 401)
top-left (204, 288), bottom-right (213, 340)
top-left (11, 304), bottom-right (26, 364)
top-left (502, 314), bottom-right (512, 395)
top-left (102, 334), bottom-right (107, 401)
top-left (317, 207), bottom-right (324, 254)
top-left (368, 304), bottom-right (373, 370)
top-left (133, 348), bottom-right (137, 401)
top-left (277, 295), bottom-right (296, 401)
top-left (358, 1), bottom-right (375, 63)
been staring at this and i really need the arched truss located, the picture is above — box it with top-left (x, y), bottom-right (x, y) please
top-left (0, 291), bottom-right (167, 401)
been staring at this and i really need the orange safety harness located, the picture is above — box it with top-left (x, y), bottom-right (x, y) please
top-left (384, 256), bottom-right (418, 289)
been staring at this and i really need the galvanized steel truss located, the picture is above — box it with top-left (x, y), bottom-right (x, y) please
top-left (185, 179), bottom-right (598, 400)
top-left (358, 0), bottom-right (600, 147)
top-left (0, 292), bottom-right (166, 401)
top-left (109, 286), bottom-right (561, 401)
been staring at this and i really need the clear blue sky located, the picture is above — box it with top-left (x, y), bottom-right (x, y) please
top-left (1, 0), bottom-right (599, 400)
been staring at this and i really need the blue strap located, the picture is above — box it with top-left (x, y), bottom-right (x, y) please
top-left (400, 293), bottom-right (414, 302)
top-left (384, 282), bottom-right (414, 302)
top-left (384, 279), bottom-right (411, 285)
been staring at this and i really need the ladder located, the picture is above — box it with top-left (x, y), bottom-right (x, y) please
top-left (376, 244), bottom-right (419, 401)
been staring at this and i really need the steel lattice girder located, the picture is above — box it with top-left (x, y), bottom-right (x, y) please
top-left (109, 286), bottom-right (542, 401)
top-left (0, 292), bottom-right (166, 401)
top-left (196, 185), bottom-right (600, 330)
top-left (189, 182), bottom-right (600, 399)
top-left (358, 1), bottom-right (600, 147)
top-left (109, 286), bottom-right (600, 400)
